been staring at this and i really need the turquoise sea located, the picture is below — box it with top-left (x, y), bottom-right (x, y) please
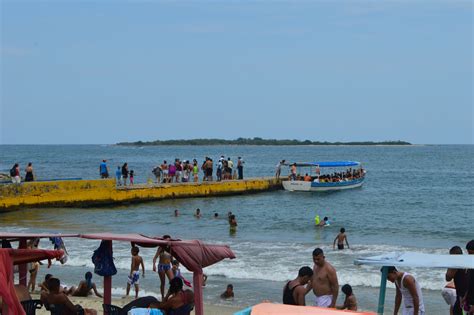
top-left (1, 145), bottom-right (473, 314)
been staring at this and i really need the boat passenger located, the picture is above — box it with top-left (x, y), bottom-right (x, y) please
top-left (304, 174), bottom-right (312, 182)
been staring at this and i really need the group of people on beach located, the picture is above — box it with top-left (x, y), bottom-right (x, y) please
top-left (283, 239), bottom-right (474, 315)
top-left (443, 241), bottom-right (474, 315)
top-left (7, 162), bottom-right (35, 183)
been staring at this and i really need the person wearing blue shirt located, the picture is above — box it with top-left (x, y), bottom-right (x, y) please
top-left (99, 160), bottom-right (109, 178)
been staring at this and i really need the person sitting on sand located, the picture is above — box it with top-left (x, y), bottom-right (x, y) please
top-left (41, 277), bottom-right (97, 315)
top-left (70, 272), bottom-right (103, 298)
top-left (39, 274), bottom-right (73, 295)
top-left (151, 277), bottom-right (193, 315)
top-left (333, 228), bottom-right (350, 250)
top-left (220, 284), bottom-right (234, 299)
top-left (337, 284), bottom-right (357, 311)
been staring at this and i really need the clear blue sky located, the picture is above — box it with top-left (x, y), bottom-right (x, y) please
top-left (1, 1), bottom-right (472, 144)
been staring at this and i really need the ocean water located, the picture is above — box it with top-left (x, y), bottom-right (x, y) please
top-left (1, 145), bottom-right (473, 314)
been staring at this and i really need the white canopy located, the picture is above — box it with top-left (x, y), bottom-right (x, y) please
top-left (354, 252), bottom-right (474, 269)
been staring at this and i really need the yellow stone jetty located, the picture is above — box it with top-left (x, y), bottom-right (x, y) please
top-left (0, 178), bottom-right (282, 212)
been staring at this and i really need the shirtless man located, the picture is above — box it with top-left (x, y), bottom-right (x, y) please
top-left (307, 248), bottom-right (339, 308)
top-left (41, 278), bottom-right (97, 315)
top-left (333, 228), bottom-right (350, 250)
top-left (125, 246), bottom-right (145, 299)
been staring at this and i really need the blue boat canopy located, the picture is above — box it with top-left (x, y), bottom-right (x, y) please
top-left (288, 161), bottom-right (361, 168)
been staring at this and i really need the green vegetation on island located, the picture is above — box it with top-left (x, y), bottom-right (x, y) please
top-left (117, 138), bottom-right (411, 146)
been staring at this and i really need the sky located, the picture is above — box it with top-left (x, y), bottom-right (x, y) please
top-left (1, 0), bottom-right (472, 144)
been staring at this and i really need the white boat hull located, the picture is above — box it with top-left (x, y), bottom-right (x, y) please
top-left (282, 178), bottom-right (364, 192)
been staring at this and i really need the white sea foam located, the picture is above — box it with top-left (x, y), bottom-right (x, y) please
top-left (4, 227), bottom-right (451, 291)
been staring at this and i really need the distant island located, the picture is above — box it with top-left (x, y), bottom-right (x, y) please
top-left (117, 138), bottom-right (411, 146)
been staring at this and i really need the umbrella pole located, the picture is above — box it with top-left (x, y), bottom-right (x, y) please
top-left (19, 238), bottom-right (27, 286)
top-left (378, 266), bottom-right (388, 314)
top-left (193, 270), bottom-right (204, 315)
top-left (103, 240), bottom-right (113, 313)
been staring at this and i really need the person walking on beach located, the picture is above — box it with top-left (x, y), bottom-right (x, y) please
top-left (99, 160), bottom-right (109, 178)
top-left (125, 246), bottom-right (145, 299)
top-left (10, 163), bottom-right (20, 184)
top-left (25, 162), bottom-right (34, 182)
top-left (333, 228), bottom-right (350, 250)
top-left (283, 266), bottom-right (313, 306)
top-left (237, 157), bottom-right (244, 179)
top-left (384, 266), bottom-right (425, 315)
top-left (307, 248), bottom-right (339, 308)
top-left (121, 163), bottom-right (129, 186)
top-left (446, 246), bottom-right (468, 315)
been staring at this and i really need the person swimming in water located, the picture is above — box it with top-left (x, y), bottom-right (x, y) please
top-left (70, 272), bottom-right (103, 297)
top-left (318, 217), bottom-right (330, 227)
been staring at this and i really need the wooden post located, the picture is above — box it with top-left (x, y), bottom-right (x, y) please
top-left (193, 270), bottom-right (204, 315)
top-left (19, 238), bottom-right (27, 286)
top-left (103, 240), bottom-right (113, 313)
top-left (378, 266), bottom-right (388, 315)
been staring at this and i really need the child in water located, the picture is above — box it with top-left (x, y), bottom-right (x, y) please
top-left (337, 284), bottom-right (357, 311)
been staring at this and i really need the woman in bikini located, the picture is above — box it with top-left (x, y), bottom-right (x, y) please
top-left (153, 235), bottom-right (175, 300)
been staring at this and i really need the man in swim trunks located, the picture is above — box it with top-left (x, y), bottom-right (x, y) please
top-left (446, 246), bottom-right (468, 315)
top-left (125, 246), bottom-right (145, 299)
top-left (283, 266), bottom-right (313, 305)
top-left (307, 248), bottom-right (339, 308)
top-left (333, 228), bottom-right (350, 250)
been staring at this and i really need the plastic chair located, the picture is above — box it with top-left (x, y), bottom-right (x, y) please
top-left (49, 303), bottom-right (85, 315)
top-left (103, 303), bottom-right (124, 315)
top-left (21, 299), bottom-right (43, 315)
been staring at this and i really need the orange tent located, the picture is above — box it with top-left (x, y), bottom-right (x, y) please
top-left (246, 303), bottom-right (376, 315)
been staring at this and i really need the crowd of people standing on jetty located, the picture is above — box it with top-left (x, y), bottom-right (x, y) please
top-left (283, 239), bottom-right (474, 315)
top-left (100, 156), bottom-right (246, 186)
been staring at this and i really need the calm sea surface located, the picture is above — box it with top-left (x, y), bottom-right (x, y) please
top-left (1, 145), bottom-right (473, 313)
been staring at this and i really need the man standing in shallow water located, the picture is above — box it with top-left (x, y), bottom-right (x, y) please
top-left (307, 248), bottom-right (339, 308)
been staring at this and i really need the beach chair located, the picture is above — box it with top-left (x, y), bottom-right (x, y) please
top-left (48, 303), bottom-right (85, 315)
top-left (102, 303), bottom-right (123, 315)
top-left (21, 299), bottom-right (43, 315)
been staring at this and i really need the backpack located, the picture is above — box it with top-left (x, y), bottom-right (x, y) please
top-left (91, 240), bottom-right (117, 277)
top-left (10, 168), bottom-right (16, 177)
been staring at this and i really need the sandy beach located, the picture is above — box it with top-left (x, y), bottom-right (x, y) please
top-left (33, 295), bottom-right (241, 315)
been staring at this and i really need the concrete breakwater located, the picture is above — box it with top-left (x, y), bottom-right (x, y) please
top-left (0, 178), bottom-right (282, 212)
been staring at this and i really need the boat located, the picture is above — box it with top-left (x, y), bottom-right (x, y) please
top-left (282, 161), bottom-right (365, 192)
